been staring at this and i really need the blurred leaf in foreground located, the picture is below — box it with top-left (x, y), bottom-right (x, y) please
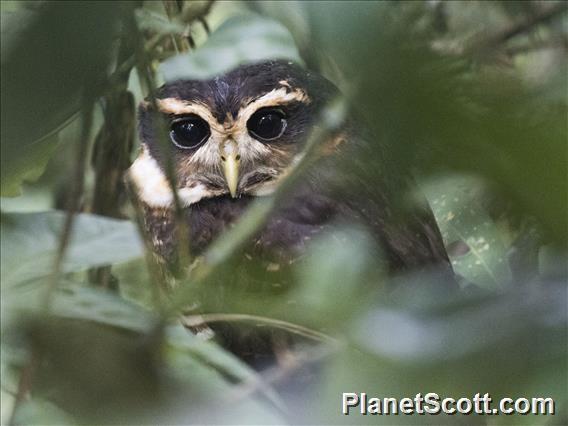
top-left (160, 13), bottom-right (302, 81)
top-left (316, 279), bottom-right (567, 425)
top-left (0, 211), bottom-right (143, 288)
top-left (296, 1), bottom-right (568, 245)
top-left (1, 1), bottom-right (127, 196)
top-left (0, 133), bottom-right (60, 197)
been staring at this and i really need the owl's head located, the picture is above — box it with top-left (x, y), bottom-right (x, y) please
top-left (129, 60), bottom-right (340, 208)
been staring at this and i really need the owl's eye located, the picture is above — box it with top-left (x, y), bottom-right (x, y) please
top-left (170, 116), bottom-right (210, 149)
top-left (247, 108), bottom-right (287, 141)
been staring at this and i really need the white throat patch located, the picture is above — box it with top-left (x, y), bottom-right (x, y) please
top-left (127, 147), bottom-right (213, 208)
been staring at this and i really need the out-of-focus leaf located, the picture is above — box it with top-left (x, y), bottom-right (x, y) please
top-left (6, 305), bottom-right (283, 424)
top-left (250, 1), bottom-right (311, 56)
top-left (1, 2), bottom-right (127, 196)
top-left (115, 257), bottom-right (155, 308)
top-left (1, 281), bottom-right (156, 343)
top-left (311, 281), bottom-right (567, 425)
top-left (423, 175), bottom-right (512, 289)
top-left (292, 226), bottom-right (385, 327)
top-left (11, 397), bottom-right (75, 426)
top-left (160, 13), bottom-right (302, 81)
top-left (0, 211), bottom-right (144, 287)
top-left (19, 316), bottom-right (162, 423)
top-left (53, 285), bottom-right (156, 332)
top-left (165, 325), bottom-right (285, 412)
top-left (297, 2), bottom-right (568, 245)
top-left (0, 390), bottom-right (14, 426)
top-left (135, 8), bottom-right (186, 35)
top-left (0, 134), bottom-right (59, 197)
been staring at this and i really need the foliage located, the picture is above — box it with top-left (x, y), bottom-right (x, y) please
top-left (1, 1), bottom-right (566, 425)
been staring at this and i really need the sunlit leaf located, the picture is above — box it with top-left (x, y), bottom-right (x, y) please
top-left (423, 175), bottom-right (512, 289)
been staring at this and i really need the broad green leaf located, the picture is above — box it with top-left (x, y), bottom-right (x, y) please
top-left (0, 211), bottom-right (144, 287)
top-left (160, 13), bottom-right (302, 81)
top-left (0, 133), bottom-right (59, 197)
top-left (53, 285), bottom-right (156, 332)
top-left (298, 1), bottom-right (568, 245)
top-left (11, 397), bottom-right (76, 426)
top-left (1, 2), bottom-right (127, 196)
top-left (4, 287), bottom-right (284, 424)
top-left (292, 226), bottom-right (385, 327)
top-left (317, 282), bottom-right (567, 425)
top-left (165, 325), bottom-right (285, 413)
top-left (423, 175), bottom-right (512, 290)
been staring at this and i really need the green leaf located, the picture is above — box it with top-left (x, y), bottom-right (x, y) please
top-left (292, 226), bottom-right (385, 327)
top-left (11, 396), bottom-right (76, 426)
top-left (423, 175), bottom-right (512, 290)
top-left (160, 13), bottom-right (302, 81)
top-left (0, 133), bottom-right (59, 197)
top-left (53, 285), bottom-right (156, 332)
top-left (165, 324), bottom-right (285, 412)
top-left (1, 2), bottom-right (126, 195)
top-left (297, 1), bottom-right (568, 245)
top-left (0, 211), bottom-right (144, 287)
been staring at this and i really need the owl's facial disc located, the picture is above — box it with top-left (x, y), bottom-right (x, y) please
top-left (130, 62), bottom-right (330, 208)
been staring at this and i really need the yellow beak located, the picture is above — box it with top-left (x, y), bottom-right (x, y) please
top-left (220, 140), bottom-right (240, 198)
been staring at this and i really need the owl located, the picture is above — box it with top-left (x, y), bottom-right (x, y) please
top-left (128, 60), bottom-right (454, 363)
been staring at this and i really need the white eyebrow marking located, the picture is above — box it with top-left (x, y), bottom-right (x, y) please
top-left (238, 87), bottom-right (311, 123)
top-left (156, 98), bottom-right (224, 132)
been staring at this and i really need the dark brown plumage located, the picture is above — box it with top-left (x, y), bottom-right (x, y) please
top-left (128, 60), bottom-right (455, 366)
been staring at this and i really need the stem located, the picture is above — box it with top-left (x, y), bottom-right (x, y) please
top-left (10, 93), bottom-right (94, 425)
top-left (89, 34), bottom-right (137, 288)
top-left (182, 313), bottom-right (337, 343)
top-left (128, 14), bottom-right (192, 276)
top-left (469, 2), bottom-right (568, 53)
top-left (42, 97), bottom-right (94, 309)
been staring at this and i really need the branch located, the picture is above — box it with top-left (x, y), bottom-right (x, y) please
top-left (182, 313), bottom-right (337, 343)
top-left (10, 93), bottom-right (95, 425)
top-left (468, 2), bottom-right (568, 53)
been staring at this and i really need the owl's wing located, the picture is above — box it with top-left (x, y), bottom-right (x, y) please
top-left (302, 129), bottom-right (456, 283)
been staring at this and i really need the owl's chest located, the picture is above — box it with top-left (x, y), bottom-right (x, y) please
top-left (143, 192), bottom-right (340, 266)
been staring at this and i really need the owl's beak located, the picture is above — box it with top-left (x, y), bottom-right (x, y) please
top-left (220, 140), bottom-right (240, 198)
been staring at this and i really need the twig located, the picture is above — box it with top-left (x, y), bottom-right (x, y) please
top-left (199, 17), bottom-right (210, 35)
top-left (89, 34), bottom-right (137, 289)
top-left (7, 351), bottom-right (40, 426)
top-left (9, 93), bottom-right (95, 425)
top-left (468, 2), bottom-right (568, 53)
top-left (184, 346), bottom-right (288, 414)
top-left (128, 14), bottom-right (192, 277)
top-left (179, 0), bottom-right (215, 25)
top-left (506, 35), bottom-right (568, 56)
top-left (228, 342), bottom-right (342, 405)
top-left (42, 97), bottom-right (94, 309)
top-left (181, 313), bottom-right (338, 343)
top-left (105, 33), bottom-right (166, 91)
